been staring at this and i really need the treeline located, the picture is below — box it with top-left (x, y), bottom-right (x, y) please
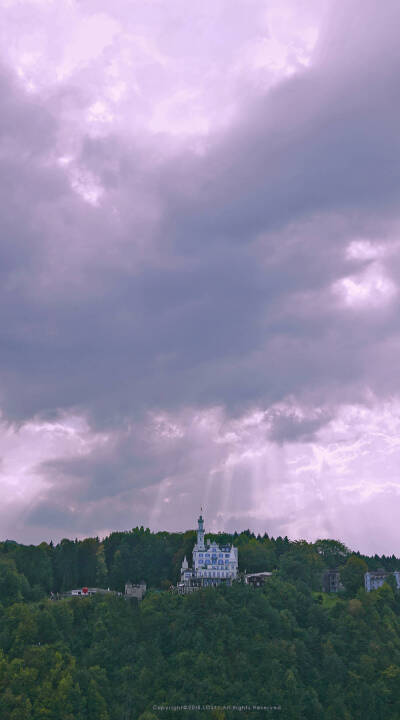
top-left (0, 528), bottom-right (399, 604)
top-left (2, 574), bottom-right (400, 718)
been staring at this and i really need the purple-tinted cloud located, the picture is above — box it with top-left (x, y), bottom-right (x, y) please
top-left (0, 0), bottom-right (400, 553)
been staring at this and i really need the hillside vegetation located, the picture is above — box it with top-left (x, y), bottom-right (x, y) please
top-left (1, 530), bottom-right (399, 719)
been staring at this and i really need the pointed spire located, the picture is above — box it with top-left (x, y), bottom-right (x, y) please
top-left (197, 511), bottom-right (205, 549)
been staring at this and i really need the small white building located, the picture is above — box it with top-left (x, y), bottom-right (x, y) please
top-left (53, 587), bottom-right (121, 600)
top-left (180, 513), bottom-right (238, 588)
top-left (365, 570), bottom-right (400, 592)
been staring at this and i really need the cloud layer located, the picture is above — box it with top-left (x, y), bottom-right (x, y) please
top-left (1, 0), bottom-right (400, 554)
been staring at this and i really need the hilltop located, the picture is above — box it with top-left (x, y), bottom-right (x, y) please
top-left (1, 528), bottom-right (399, 603)
top-left (2, 529), bottom-right (400, 718)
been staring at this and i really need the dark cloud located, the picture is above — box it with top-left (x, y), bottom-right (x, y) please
top-left (2, 1), bottom-right (400, 546)
top-left (1, 2), bottom-right (400, 426)
top-left (268, 409), bottom-right (332, 445)
top-left (26, 502), bottom-right (81, 533)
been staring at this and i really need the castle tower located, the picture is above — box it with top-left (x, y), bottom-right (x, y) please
top-left (197, 511), bottom-right (205, 549)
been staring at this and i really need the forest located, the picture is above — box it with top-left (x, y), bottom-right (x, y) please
top-left (1, 528), bottom-right (400, 719)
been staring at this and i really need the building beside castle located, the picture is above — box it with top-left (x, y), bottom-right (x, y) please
top-left (50, 587), bottom-right (122, 600)
top-left (179, 513), bottom-right (238, 589)
top-left (125, 581), bottom-right (147, 601)
top-left (244, 571), bottom-right (273, 587)
top-left (365, 569), bottom-right (400, 592)
top-left (322, 568), bottom-right (344, 593)
top-left (50, 582), bottom-right (147, 602)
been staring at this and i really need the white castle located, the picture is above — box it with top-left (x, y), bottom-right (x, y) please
top-left (180, 512), bottom-right (238, 588)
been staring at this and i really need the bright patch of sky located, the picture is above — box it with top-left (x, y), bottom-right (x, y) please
top-left (146, 399), bottom-right (400, 554)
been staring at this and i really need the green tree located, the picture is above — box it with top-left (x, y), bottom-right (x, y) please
top-left (78, 538), bottom-right (100, 587)
top-left (54, 539), bottom-right (78, 591)
top-left (96, 544), bottom-right (108, 587)
top-left (384, 573), bottom-right (397, 592)
top-left (314, 539), bottom-right (351, 567)
top-left (238, 538), bottom-right (277, 573)
top-left (280, 542), bottom-right (324, 590)
top-left (340, 556), bottom-right (368, 595)
top-left (0, 558), bottom-right (30, 606)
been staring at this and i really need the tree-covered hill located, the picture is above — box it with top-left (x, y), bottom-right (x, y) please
top-left (1, 577), bottom-right (400, 718)
top-left (1, 529), bottom-right (400, 719)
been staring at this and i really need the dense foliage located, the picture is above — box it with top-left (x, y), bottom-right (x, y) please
top-left (1, 529), bottom-right (397, 599)
top-left (1, 529), bottom-right (400, 718)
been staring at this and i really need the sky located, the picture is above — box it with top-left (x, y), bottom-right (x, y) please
top-left (1, 0), bottom-right (400, 554)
